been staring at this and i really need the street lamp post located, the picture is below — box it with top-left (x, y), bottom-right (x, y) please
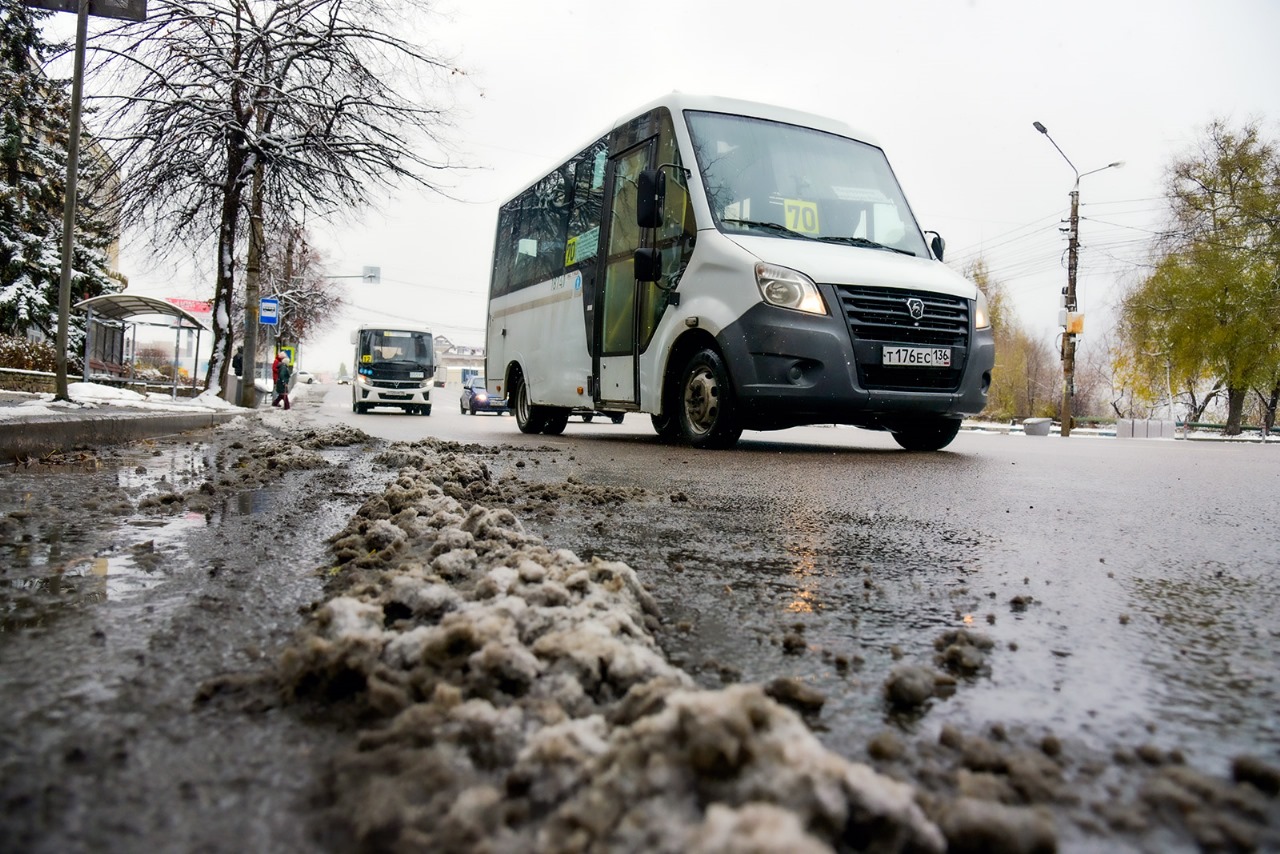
top-left (1033, 121), bottom-right (1122, 437)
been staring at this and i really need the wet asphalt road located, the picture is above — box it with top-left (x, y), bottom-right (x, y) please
top-left (320, 384), bottom-right (1280, 779)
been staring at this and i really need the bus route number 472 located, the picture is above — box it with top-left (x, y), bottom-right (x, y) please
top-left (882, 346), bottom-right (951, 367)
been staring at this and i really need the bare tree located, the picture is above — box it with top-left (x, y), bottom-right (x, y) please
top-left (86, 0), bottom-right (461, 398)
top-left (227, 217), bottom-right (344, 373)
top-left (263, 222), bottom-right (344, 353)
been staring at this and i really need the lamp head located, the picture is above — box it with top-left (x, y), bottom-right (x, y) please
top-left (1033, 121), bottom-right (1048, 134)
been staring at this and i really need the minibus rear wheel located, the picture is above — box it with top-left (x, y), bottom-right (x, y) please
top-left (513, 375), bottom-right (548, 434)
top-left (542, 409), bottom-right (570, 435)
top-left (678, 348), bottom-right (742, 449)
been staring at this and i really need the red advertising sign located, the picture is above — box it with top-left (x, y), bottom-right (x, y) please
top-left (166, 298), bottom-right (213, 315)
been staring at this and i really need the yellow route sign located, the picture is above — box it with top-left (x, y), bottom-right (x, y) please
top-left (784, 199), bottom-right (820, 234)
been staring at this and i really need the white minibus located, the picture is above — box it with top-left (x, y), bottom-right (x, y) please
top-left (485, 94), bottom-right (994, 450)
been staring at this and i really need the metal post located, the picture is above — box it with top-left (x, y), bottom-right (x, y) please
top-left (171, 322), bottom-right (181, 399)
top-left (82, 307), bottom-right (93, 382)
top-left (54, 0), bottom-right (89, 401)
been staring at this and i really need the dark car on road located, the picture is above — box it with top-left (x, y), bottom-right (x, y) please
top-left (460, 377), bottom-right (509, 415)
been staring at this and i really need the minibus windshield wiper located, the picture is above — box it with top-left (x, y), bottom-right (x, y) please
top-left (722, 219), bottom-right (917, 256)
top-left (814, 235), bottom-right (916, 256)
top-left (721, 218), bottom-right (813, 240)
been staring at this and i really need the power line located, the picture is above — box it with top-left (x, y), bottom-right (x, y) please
top-left (377, 274), bottom-right (487, 298)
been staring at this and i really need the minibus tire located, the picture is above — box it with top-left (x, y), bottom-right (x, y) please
top-left (542, 409), bottom-right (570, 435)
top-left (513, 377), bottom-right (548, 434)
top-left (651, 412), bottom-right (681, 443)
top-left (891, 418), bottom-right (961, 451)
top-left (678, 348), bottom-right (742, 449)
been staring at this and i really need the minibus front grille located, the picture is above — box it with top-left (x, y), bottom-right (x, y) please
top-left (837, 285), bottom-right (970, 345)
top-left (835, 285), bottom-right (970, 392)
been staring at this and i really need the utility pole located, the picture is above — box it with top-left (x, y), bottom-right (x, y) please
top-left (1062, 187), bottom-right (1080, 436)
top-left (1033, 121), bottom-right (1122, 438)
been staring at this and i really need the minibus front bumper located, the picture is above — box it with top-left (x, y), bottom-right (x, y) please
top-left (715, 295), bottom-right (994, 431)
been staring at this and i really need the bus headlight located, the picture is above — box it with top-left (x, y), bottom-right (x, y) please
top-left (974, 289), bottom-right (992, 329)
top-left (755, 263), bottom-right (827, 315)
top-left (356, 373), bottom-right (370, 386)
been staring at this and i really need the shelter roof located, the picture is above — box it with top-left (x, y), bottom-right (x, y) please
top-left (74, 294), bottom-right (208, 330)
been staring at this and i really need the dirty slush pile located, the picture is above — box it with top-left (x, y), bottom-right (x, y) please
top-left (253, 439), bottom-right (1077, 854)
top-left (213, 428), bottom-right (1280, 854)
top-left (273, 439), bottom-right (952, 853)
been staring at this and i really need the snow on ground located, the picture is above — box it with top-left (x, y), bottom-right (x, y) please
top-left (0, 379), bottom-right (312, 421)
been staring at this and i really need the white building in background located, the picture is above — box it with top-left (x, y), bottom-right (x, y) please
top-left (434, 335), bottom-right (484, 386)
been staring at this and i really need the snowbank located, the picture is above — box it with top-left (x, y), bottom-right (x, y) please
top-left (278, 441), bottom-right (946, 853)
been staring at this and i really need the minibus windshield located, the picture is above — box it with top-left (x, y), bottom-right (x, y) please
top-left (686, 111), bottom-right (928, 258)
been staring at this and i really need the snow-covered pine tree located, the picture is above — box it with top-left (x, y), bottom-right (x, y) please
top-left (0, 0), bottom-right (120, 346)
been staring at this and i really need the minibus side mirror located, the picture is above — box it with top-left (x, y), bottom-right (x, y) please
top-left (634, 248), bottom-right (661, 283)
top-left (926, 231), bottom-right (946, 261)
top-left (637, 169), bottom-right (666, 229)
top-left (349, 330), bottom-right (358, 345)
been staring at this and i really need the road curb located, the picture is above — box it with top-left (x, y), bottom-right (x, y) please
top-left (0, 410), bottom-right (244, 461)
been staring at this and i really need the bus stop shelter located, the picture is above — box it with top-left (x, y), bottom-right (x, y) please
top-left (74, 294), bottom-right (209, 398)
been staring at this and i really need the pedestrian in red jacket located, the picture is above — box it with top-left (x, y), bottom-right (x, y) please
top-left (272, 353), bottom-right (291, 409)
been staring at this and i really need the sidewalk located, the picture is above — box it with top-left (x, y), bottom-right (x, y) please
top-left (0, 383), bottom-right (252, 461)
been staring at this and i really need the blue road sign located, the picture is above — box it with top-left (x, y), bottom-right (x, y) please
top-left (259, 297), bottom-right (279, 325)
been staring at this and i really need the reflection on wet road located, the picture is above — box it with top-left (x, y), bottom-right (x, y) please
top-left (508, 426), bottom-right (1280, 776)
top-left (0, 442), bottom-right (282, 632)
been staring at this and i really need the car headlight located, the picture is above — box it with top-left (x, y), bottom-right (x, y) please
top-left (974, 289), bottom-right (991, 329)
top-left (755, 263), bottom-right (827, 315)
top-left (475, 393), bottom-right (488, 403)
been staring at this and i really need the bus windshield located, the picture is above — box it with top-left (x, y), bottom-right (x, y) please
top-left (357, 329), bottom-right (434, 370)
top-left (685, 110), bottom-right (928, 258)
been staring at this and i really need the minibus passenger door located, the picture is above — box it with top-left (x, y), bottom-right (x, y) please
top-left (595, 139), bottom-right (655, 408)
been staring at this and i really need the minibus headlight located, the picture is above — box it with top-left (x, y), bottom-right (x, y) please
top-left (974, 289), bottom-right (992, 329)
top-left (356, 373), bottom-right (370, 386)
top-left (755, 263), bottom-right (827, 315)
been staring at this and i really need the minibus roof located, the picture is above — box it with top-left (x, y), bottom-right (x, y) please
top-left (500, 93), bottom-right (881, 207)
top-left (615, 92), bottom-right (881, 149)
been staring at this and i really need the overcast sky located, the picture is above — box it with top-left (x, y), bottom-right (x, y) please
top-left (56, 0), bottom-right (1280, 374)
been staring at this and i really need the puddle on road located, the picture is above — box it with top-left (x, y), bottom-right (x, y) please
top-left (0, 442), bottom-right (278, 633)
top-left (522, 478), bottom-right (1280, 778)
top-left (536, 495), bottom-right (991, 735)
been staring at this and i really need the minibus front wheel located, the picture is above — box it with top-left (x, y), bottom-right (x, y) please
top-left (678, 348), bottom-right (742, 449)
top-left (890, 417), bottom-right (962, 451)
